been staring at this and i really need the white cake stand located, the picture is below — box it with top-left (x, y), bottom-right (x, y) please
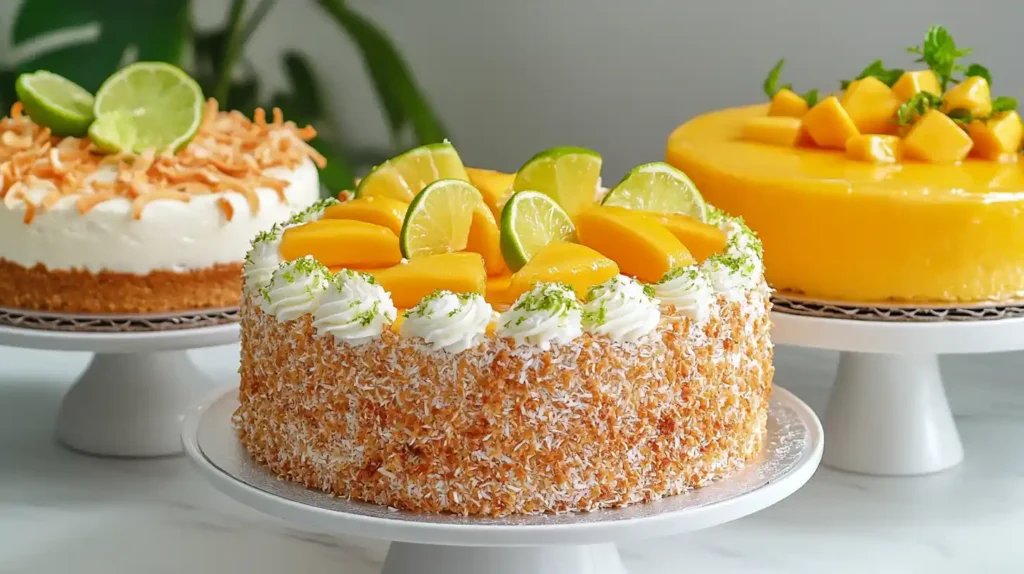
top-left (182, 386), bottom-right (822, 574)
top-left (772, 296), bottom-right (1024, 477)
top-left (0, 307), bottom-right (239, 458)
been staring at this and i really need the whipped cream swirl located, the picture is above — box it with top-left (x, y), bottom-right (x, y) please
top-left (654, 265), bottom-right (714, 323)
top-left (401, 290), bottom-right (493, 353)
top-left (497, 282), bottom-right (582, 350)
top-left (243, 226), bottom-right (282, 294)
top-left (702, 253), bottom-right (760, 296)
top-left (582, 275), bottom-right (660, 342)
top-left (260, 256), bottom-right (330, 322)
top-left (285, 197), bottom-right (340, 227)
top-left (312, 270), bottom-right (397, 345)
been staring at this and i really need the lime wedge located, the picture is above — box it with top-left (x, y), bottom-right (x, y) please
top-left (14, 71), bottom-right (95, 137)
top-left (511, 146), bottom-right (601, 218)
top-left (400, 179), bottom-right (489, 259)
top-left (601, 161), bottom-right (708, 221)
top-left (92, 62), bottom-right (204, 153)
top-left (358, 142), bottom-right (470, 203)
top-left (500, 190), bottom-right (576, 272)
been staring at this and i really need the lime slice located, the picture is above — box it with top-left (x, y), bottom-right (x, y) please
top-left (500, 190), bottom-right (576, 272)
top-left (88, 110), bottom-right (138, 154)
top-left (14, 71), bottom-right (95, 137)
top-left (400, 179), bottom-right (488, 259)
top-left (358, 142), bottom-right (470, 203)
top-left (601, 161), bottom-right (708, 221)
top-left (511, 146), bottom-right (601, 218)
top-left (92, 62), bottom-right (204, 153)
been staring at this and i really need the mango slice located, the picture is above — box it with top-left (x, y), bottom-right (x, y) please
top-left (891, 70), bottom-right (941, 102)
top-left (768, 89), bottom-right (809, 118)
top-left (943, 76), bottom-right (992, 118)
top-left (370, 252), bottom-right (487, 309)
top-left (968, 111), bottom-right (1023, 161)
top-left (902, 109), bottom-right (974, 164)
top-left (630, 209), bottom-right (727, 262)
top-left (845, 134), bottom-right (902, 164)
top-left (466, 207), bottom-right (507, 276)
top-left (575, 206), bottom-right (693, 283)
top-left (840, 76), bottom-right (901, 135)
top-left (486, 274), bottom-right (516, 306)
top-left (322, 196), bottom-right (408, 235)
top-left (280, 220), bottom-right (402, 268)
top-left (506, 242), bottom-right (618, 301)
top-left (466, 167), bottom-right (515, 218)
top-left (801, 96), bottom-right (860, 149)
top-left (742, 116), bottom-right (803, 147)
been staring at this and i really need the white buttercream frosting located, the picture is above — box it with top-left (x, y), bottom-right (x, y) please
top-left (260, 256), bottom-right (330, 322)
top-left (242, 225), bottom-right (282, 294)
top-left (312, 269), bottom-right (397, 345)
top-left (582, 275), bottom-right (660, 342)
top-left (497, 282), bottom-right (582, 350)
top-left (285, 196), bottom-right (340, 227)
top-left (400, 290), bottom-right (493, 353)
top-left (703, 253), bottom-right (761, 297)
top-left (655, 265), bottom-right (715, 323)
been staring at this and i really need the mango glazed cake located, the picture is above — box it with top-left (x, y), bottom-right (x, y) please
top-left (235, 142), bottom-right (774, 516)
top-left (668, 26), bottom-right (1024, 305)
top-left (0, 63), bottom-right (323, 314)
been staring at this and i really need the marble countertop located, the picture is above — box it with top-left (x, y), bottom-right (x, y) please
top-left (2, 342), bottom-right (1023, 573)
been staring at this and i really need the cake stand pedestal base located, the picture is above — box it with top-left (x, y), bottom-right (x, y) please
top-left (382, 543), bottom-right (625, 574)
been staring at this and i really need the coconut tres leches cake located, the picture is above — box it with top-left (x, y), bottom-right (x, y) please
top-left (235, 142), bottom-right (774, 516)
top-left (0, 63), bottom-right (323, 315)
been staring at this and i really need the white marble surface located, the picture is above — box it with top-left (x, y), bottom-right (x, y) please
top-left (2, 342), bottom-right (1023, 573)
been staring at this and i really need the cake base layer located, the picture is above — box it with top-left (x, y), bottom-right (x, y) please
top-left (0, 259), bottom-right (241, 314)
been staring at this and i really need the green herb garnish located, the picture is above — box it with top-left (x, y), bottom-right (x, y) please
top-left (945, 108), bottom-right (974, 124)
top-left (992, 96), bottom-right (1018, 114)
top-left (895, 91), bottom-right (943, 126)
top-left (801, 89), bottom-right (820, 107)
top-left (762, 58), bottom-right (819, 106)
top-left (840, 59), bottom-right (904, 90)
top-left (964, 63), bottom-right (992, 86)
top-left (906, 25), bottom-right (973, 91)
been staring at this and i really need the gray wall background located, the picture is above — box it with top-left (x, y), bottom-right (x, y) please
top-left (5, 0), bottom-right (1023, 180)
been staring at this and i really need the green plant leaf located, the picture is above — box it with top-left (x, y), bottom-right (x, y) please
top-left (964, 63), bottom-right (992, 86)
top-left (281, 52), bottom-right (323, 120)
top-left (992, 96), bottom-right (1018, 114)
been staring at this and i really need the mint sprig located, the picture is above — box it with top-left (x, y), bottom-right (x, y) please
top-left (906, 25), bottom-right (972, 91)
top-left (991, 96), bottom-right (1018, 114)
top-left (964, 63), bottom-right (992, 86)
top-left (895, 91), bottom-right (943, 126)
top-left (840, 59), bottom-right (904, 90)
top-left (763, 58), bottom-right (819, 106)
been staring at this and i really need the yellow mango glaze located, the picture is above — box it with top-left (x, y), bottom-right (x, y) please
top-left (667, 104), bottom-right (1024, 303)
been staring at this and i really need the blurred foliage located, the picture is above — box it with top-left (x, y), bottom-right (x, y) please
top-left (1, 0), bottom-right (449, 197)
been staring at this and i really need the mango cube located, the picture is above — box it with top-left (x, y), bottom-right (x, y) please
top-left (768, 89), bottom-right (809, 118)
top-left (742, 116), bottom-right (803, 147)
top-left (506, 242), bottom-right (619, 302)
top-left (323, 196), bottom-right (408, 235)
top-left (902, 109), bottom-right (974, 164)
top-left (968, 111), bottom-right (1024, 161)
top-left (845, 134), bottom-right (902, 164)
top-left (943, 76), bottom-right (992, 118)
top-left (466, 167), bottom-right (515, 218)
top-left (605, 207), bottom-right (727, 262)
top-left (371, 252), bottom-right (486, 309)
top-left (465, 207), bottom-right (507, 276)
top-left (892, 70), bottom-right (942, 101)
top-left (576, 206), bottom-right (693, 283)
top-left (801, 96), bottom-right (860, 149)
top-left (280, 219), bottom-right (402, 268)
top-left (840, 76), bottom-right (901, 134)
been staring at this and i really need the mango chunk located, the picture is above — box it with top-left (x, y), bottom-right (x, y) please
top-left (801, 96), bottom-right (860, 149)
top-left (322, 196), bottom-right (408, 235)
top-left (575, 206), bottom-right (693, 283)
top-left (845, 134), bottom-right (902, 164)
top-left (506, 242), bottom-right (618, 302)
top-left (280, 220), bottom-right (401, 268)
top-left (466, 167), bottom-right (515, 218)
top-left (370, 252), bottom-right (486, 309)
top-left (943, 76), bottom-right (992, 118)
top-left (742, 116), bottom-right (803, 147)
top-left (892, 70), bottom-right (941, 101)
top-left (466, 207), bottom-right (507, 276)
top-left (902, 109), bottom-right (974, 164)
top-left (768, 89), bottom-right (809, 118)
top-left (603, 207), bottom-right (726, 262)
top-left (968, 111), bottom-right (1024, 161)
top-left (486, 274), bottom-right (516, 306)
top-left (840, 76), bottom-right (901, 134)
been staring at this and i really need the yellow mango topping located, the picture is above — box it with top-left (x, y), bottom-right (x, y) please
top-left (370, 252), bottom-right (487, 309)
top-left (801, 96), bottom-right (860, 149)
top-left (892, 70), bottom-right (942, 102)
top-left (466, 207), bottom-right (507, 276)
top-left (840, 76), bottom-right (901, 134)
top-left (742, 116), bottom-right (803, 147)
top-left (768, 89), bottom-right (809, 118)
top-left (605, 207), bottom-right (726, 262)
top-left (280, 219), bottom-right (402, 268)
top-left (943, 76), bottom-right (992, 118)
top-left (902, 109), bottom-right (973, 164)
top-left (485, 274), bottom-right (516, 306)
top-left (466, 167), bottom-right (515, 218)
top-left (575, 206), bottom-right (693, 283)
top-left (506, 242), bottom-right (618, 301)
top-left (845, 134), bottom-right (902, 164)
top-left (322, 196), bottom-right (408, 235)
top-left (968, 111), bottom-right (1024, 161)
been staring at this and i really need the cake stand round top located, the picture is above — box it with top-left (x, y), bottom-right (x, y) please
top-left (182, 386), bottom-right (823, 547)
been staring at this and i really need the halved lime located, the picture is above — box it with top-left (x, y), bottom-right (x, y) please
top-left (88, 110), bottom-right (138, 154)
top-left (511, 146), bottom-right (601, 218)
top-left (400, 179), bottom-right (489, 259)
top-left (92, 62), bottom-right (204, 153)
top-left (14, 71), bottom-right (95, 137)
top-left (358, 142), bottom-right (470, 202)
top-left (500, 190), bottom-right (576, 272)
top-left (601, 161), bottom-right (708, 221)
